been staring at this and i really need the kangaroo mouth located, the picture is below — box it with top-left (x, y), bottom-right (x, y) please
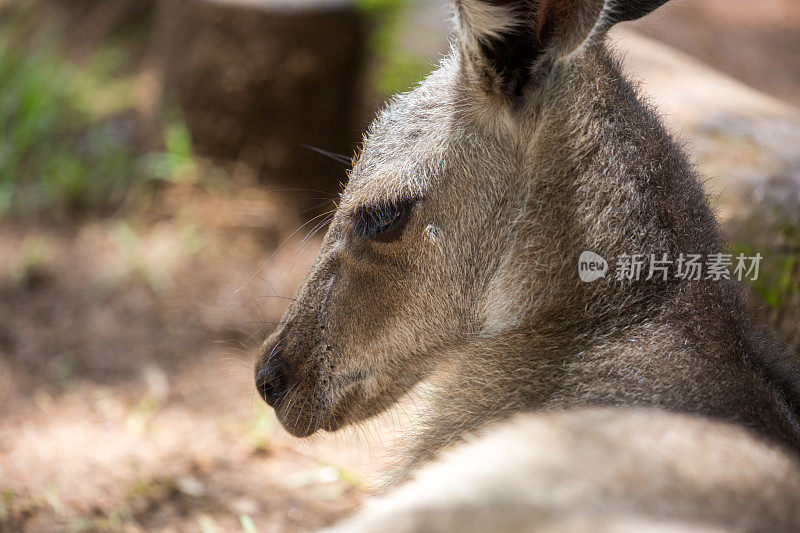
top-left (319, 370), bottom-right (374, 431)
top-left (270, 369), bottom-right (373, 438)
top-left (273, 401), bottom-right (330, 438)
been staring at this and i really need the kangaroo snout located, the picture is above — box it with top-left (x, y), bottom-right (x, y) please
top-left (255, 350), bottom-right (289, 408)
top-left (248, 0), bottom-right (800, 530)
top-left (254, 332), bottom-right (321, 437)
top-left (254, 317), bottom-right (344, 438)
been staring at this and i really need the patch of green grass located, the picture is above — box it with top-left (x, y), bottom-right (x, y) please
top-left (729, 196), bottom-right (800, 359)
top-left (314, 461), bottom-right (364, 489)
top-left (0, 2), bottom-right (198, 219)
top-left (50, 352), bottom-right (79, 391)
top-left (44, 485), bottom-right (63, 515)
top-left (731, 229), bottom-right (800, 311)
top-left (197, 514), bottom-right (221, 533)
top-left (125, 392), bottom-right (161, 436)
top-left (11, 235), bottom-right (53, 286)
top-left (247, 403), bottom-right (275, 455)
top-left (128, 477), bottom-right (178, 502)
top-left (67, 509), bottom-right (134, 532)
top-left (239, 514), bottom-right (259, 533)
top-left (356, 0), bottom-right (432, 96)
top-left (138, 113), bottom-right (198, 184)
top-left (0, 489), bottom-right (41, 531)
top-left (110, 220), bottom-right (172, 294)
top-left (0, 4), bottom-right (145, 217)
top-left (0, 489), bottom-right (14, 521)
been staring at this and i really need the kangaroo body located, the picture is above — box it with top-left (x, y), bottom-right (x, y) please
top-left (254, 0), bottom-right (800, 529)
top-left (385, 45), bottom-right (800, 476)
top-left (325, 409), bottom-right (800, 533)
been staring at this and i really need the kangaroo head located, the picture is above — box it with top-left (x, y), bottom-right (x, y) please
top-left (255, 0), bottom-right (671, 437)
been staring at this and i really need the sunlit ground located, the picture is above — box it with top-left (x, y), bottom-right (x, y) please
top-left (1, 1), bottom-right (799, 531)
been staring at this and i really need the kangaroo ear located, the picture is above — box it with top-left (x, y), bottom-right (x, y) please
top-left (453, 0), bottom-right (670, 99)
top-left (603, 0), bottom-right (671, 25)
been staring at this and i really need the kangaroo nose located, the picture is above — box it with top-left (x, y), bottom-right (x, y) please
top-left (256, 353), bottom-right (289, 407)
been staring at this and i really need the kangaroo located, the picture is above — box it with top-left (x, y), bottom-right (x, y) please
top-left (254, 0), bottom-right (800, 527)
top-left (324, 408), bottom-right (800, 532)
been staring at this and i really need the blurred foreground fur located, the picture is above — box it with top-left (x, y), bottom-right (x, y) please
top-left (327, 409), bottom-right (800, 532)
top-left (254, 0), bottom-right (800, 530)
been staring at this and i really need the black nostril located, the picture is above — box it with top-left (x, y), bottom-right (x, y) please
top-left (256, 354), bottom-right (289, 408)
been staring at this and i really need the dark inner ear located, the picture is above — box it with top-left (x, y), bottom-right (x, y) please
top-left (462, 0), bottom-right (673, 99)
top-left (606, 0), bottom-right (671, 23)
top-left (471, 0), bottom-right (577, 99)
top-left (478, 23), bottom-right (543, 98)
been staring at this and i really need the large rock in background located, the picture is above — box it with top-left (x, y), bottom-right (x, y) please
top-left (628, 0), bottom-right (800, 108)
top-left (612, 29), bottom-right (800, 358)
top-left (158, 0), bottom-right (367, 199)
top-left (612, 29), bottom-right (800, 221)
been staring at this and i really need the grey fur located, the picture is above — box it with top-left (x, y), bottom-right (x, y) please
top-left (254, 0), bottom-right (800, 521)
top-left (325, 409), bottom-right (800, 532)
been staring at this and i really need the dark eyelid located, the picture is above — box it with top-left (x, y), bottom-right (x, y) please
top-left (352, 198), bottom-right (415, 240)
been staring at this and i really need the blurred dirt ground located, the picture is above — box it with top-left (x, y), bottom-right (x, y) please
top-left (1, 1), bottom-right (799, 532)
top-left (0, 176), bottom-right (401, 531)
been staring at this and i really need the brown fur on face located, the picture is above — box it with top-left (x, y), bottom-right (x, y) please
top-left (255, 0), bottom-right (800, 476)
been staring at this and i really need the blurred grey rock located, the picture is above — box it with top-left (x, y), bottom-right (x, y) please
top-left (159, 0), bottom-right (367, 198)
top-left (612, 29), bottom-right (800, 224)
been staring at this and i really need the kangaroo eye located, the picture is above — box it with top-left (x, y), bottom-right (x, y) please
top-left (354, 199), bottom-right (412, 239)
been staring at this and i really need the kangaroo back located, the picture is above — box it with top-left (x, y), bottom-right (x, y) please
top-left (325, 409), bottom-right (800, 533)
